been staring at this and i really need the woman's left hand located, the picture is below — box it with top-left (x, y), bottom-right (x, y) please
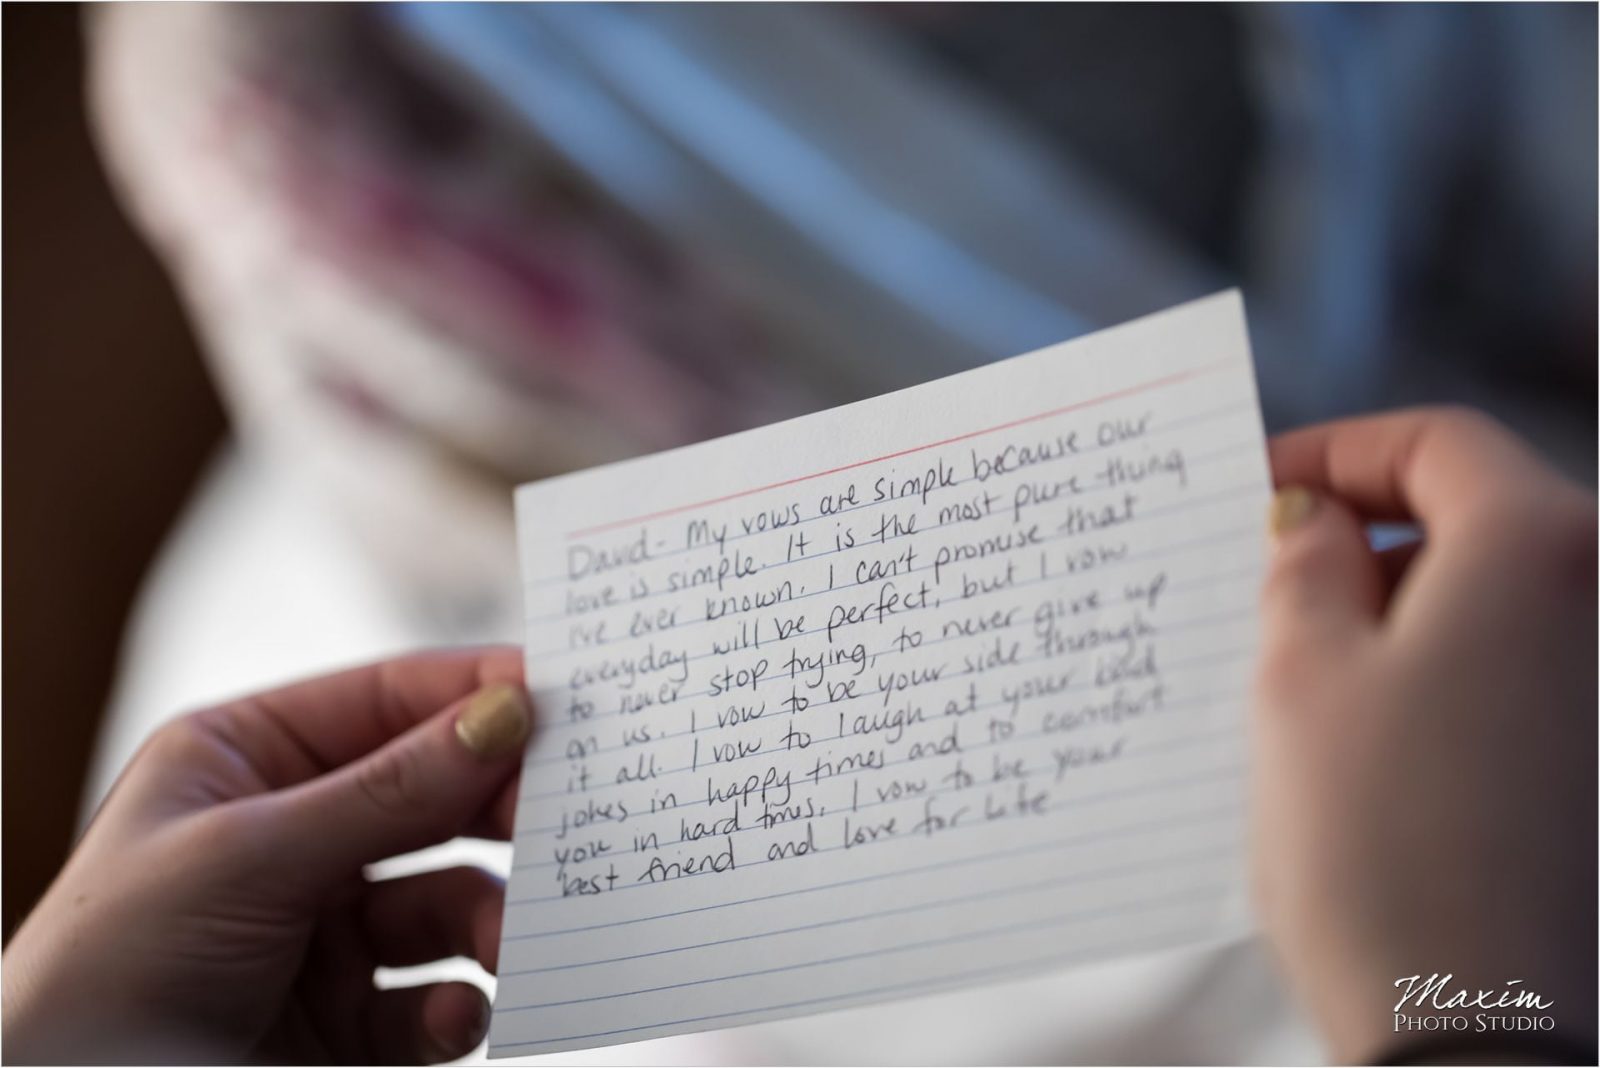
top-left (2, 646), bottom-right (533, 1064)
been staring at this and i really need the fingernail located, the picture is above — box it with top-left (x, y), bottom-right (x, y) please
top-left (455, 682), bottom-right (532, 760)
top-left (1268, 486), bottom-right (1317, 538)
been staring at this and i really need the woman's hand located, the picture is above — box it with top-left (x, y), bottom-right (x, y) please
top-left (1254, 408), bottom-right (1597, 1061)
top-left (2, 646), bottom-right (533, 1064)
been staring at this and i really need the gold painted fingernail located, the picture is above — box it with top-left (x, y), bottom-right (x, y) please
top-left (455, 682), bottom-right (532, 760)
top-left (1268, 486), bottom-right (1317, 538)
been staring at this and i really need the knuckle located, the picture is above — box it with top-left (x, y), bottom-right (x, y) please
top-left (1419, 403), bottom-right (1507, 451)
top-left (142, 711), bottom-right (214, 769)
top-left (355, 745), bottom-right (431, 820)
top-left (1427, 402), bottom-right (1498, 435)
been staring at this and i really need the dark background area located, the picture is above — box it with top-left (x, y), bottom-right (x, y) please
top-left (3, 6), bottom-right (227, 937)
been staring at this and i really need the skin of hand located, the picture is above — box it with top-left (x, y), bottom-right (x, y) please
top-left (1255, 407), bottom-right (1598, 1062)
top-left (2, 646), bottom-right (533, 1065)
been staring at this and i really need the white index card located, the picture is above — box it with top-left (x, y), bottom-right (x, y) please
top-left (492, 290), bottom-right (1270, 1057)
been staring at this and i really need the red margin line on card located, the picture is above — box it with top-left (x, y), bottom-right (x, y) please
top-left (565, 359), bottom-right (1233, 540)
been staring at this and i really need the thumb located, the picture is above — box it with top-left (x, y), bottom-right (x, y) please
top-left (269, 682), bottom-right (533, 882)
top-left (1261, 485), bottom-right (1385, 647)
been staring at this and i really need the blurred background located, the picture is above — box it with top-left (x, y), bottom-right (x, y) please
top-left (4, 3), bottom-right (1594, 1063)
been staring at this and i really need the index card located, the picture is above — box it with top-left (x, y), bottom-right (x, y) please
top-left (491, 291), bottom-right (1270, 1056)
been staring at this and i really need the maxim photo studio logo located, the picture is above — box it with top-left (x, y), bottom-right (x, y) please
top-left (1393, 974), bottom-right (1555, 1034)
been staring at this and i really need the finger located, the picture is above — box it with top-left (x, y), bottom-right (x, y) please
top-left (203, 646), bottom-right (525, 790)
top-left (363, 867), bottom-right (504, 971)
top-left (1267, 406), bottom-right (1557, 533)
top-left (466, 774), bottom-right (522, 842)
top-left (269, 681), bottom-right (534, 881)
top-left (1262, 486), bottom-right (1386, 647)
top-left (368, 981), bottom-right (490, 1064)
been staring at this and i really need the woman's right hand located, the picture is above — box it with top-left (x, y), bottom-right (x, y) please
top-left (1253, 407), bottom-right (1596, 1061)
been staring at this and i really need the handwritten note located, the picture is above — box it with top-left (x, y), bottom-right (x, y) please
top-left (491, 291), bottom-right (1269, 1057)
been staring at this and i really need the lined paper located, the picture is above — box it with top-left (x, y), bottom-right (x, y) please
top-left (491, 291), bottom-right (1269, 1057)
